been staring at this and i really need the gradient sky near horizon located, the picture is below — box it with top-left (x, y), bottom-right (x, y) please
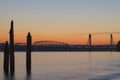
top-left (0, 0), bottom-right (120, 45)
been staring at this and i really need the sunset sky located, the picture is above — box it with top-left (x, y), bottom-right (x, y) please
top-left (0, 0), bottom-right (120, 45)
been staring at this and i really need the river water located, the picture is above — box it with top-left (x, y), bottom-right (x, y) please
top-left (0, 52), bottom-right (120, 80)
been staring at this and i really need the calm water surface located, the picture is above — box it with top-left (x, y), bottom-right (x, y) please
top-left (0, 52), bottom-right (120, 80)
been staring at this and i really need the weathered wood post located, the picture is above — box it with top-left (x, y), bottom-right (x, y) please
top-left (26, 32), bottom-right (32, 74)
top-left (9, 20), bottom-right (15, 75)
top-left (3, 41), bottom-right (9, 75)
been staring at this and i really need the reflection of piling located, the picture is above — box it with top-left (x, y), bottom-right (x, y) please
top-left (26, 32), bottom-right (32, 74)
top-left (3, 41), bottom-right (9, 75)
top-left (9, 20), bottom-right (15, 75)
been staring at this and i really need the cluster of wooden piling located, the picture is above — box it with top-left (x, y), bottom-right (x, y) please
top-left (3, 20), bottom-right (32, 75)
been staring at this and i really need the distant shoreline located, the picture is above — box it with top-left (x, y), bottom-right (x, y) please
top-left (0, 44), bottom-right (119, 52)
top-left (0, 50), bottom-right (119, 52)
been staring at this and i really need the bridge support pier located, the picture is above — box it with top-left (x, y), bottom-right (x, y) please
top-left (87, 34), bottom-right (92, 51)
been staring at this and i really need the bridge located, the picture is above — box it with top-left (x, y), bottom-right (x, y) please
top-left (0, 32), bottom-right (120, 51)
top-left (33, 32), bottom-right (120, 47)
top-left (33, 40), bottom-right (70, 51)
top-left (33, 40), bottom-right (70, 47)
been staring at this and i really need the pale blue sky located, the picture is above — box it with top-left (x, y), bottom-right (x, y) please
top-left (0, 0), bottom-right (120, 43)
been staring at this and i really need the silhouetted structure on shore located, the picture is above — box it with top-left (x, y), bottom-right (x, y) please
top-left (9, 20), bottom-right (15, 75)
top-left (87, 34), bottom-right (92, 51)
top-left (116, 41), bottom-right (120, 51)
top-left (3, 41), bottom-right (9, 75)
top-left (110, 34), bottom-right (114, 47)
top-left (26, 32), bottom-right (32, 74)
top-left (110, 34), bottom-right (114, 51)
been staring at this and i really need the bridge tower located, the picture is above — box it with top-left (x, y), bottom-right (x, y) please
top-left (110, 34), bottom-right (114, 47)
top-left (87, 34), bottom-right (92, 51)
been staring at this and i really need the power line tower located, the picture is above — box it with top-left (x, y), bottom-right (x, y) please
top-left (87, 34), bottom-right (92, 51)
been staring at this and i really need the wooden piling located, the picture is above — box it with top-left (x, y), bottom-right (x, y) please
top-left (3, 41), bottom-right (9, 75)
top-left (9, 20), bottom-right (15, 75)
top-left (26, 32), bottom-right (32, 74)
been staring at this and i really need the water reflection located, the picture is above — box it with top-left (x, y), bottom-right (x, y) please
top-left (4, 74), bottom-right (15, 80)
top-left (0, 52), bottom-right (120, 80)
top-left (89, 73), bottom-right (120, 80)
top-left (3, 74), bottom-right (9, 80)
top-left (26, 73), bottom-right (32, 80)
top-left (3, 73), bottom-right (32, 80)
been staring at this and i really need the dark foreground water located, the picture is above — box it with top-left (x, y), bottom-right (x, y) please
top-left (0, 52), bottom-right (120, 80)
